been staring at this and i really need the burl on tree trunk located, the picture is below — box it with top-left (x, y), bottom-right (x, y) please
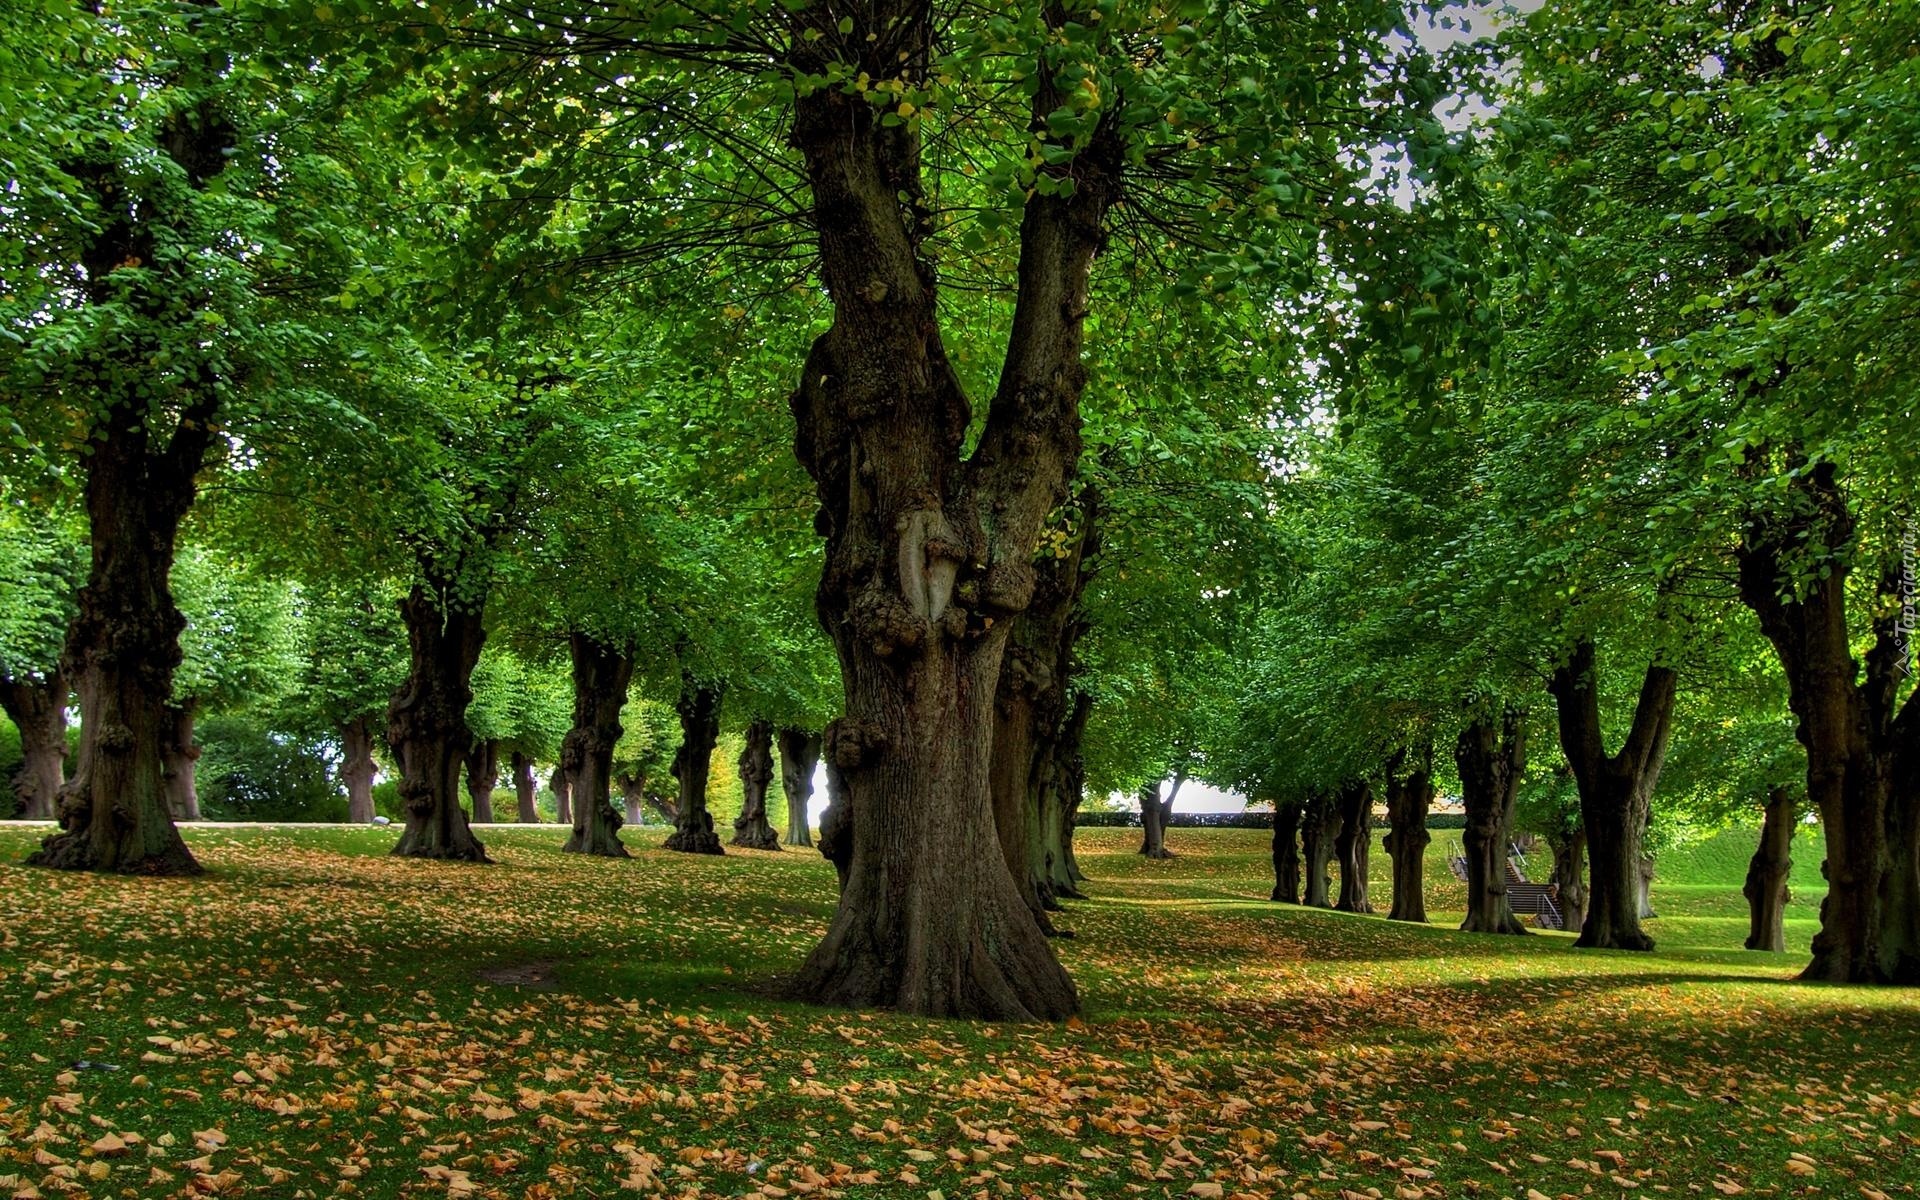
top-left (2, 672), bottom-right (67, 821)
top-left (341, 714), bottom-right (378, 823)
top-left (664, 674), bottom-right (723, 855)
top-left (1333, 777), bottom-right (1375, 914)
top-left (1455, 708), bottom-right (1527, 935)
top-left (1745, 786), bottom-right (1797, 952)
top-left (780, 0), bottom-right (1117, 1021)
top-left (1301, 791), bottom-right (1342, 909)
top-left (1383, 749), bottom-right (1434, 923)
top-left (28, 96), bottom-right (234, 876)
top-left (732, 718), bottom-right (782, 850)
top-left (1549, 639), bottom-right (1675, 951)
top-left (1270, 800), bottom-right (1302, 904)
top-left (779, 727), bottom-right (821, 847)
top-left (1549, 827), bottom-right (1589, 936)
top-left (466, 738), bottom-right (499, 824)
top-left (511, 750), bottom-right (538, 823)
top-left (560, 634), bottom-right (633, 858)
top-left (386, 583), bottom-right (490, 862)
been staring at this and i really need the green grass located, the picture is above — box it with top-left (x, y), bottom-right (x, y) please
top-left (0, 822), bottom-right (1913, 1200)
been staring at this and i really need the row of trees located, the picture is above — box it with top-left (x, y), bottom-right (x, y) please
top-left (3, 0), bottom-right (1913, 1016)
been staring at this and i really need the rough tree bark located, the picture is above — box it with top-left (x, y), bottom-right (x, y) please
top-left (1548, 826), bottom-right (1589, 936)
top-left (560, 634), bottom-right (634, 858)
top-left (1270, 800), bottom-right (1302, 904)
top-left (780, 0), bottom-right (1118, 1021)
top-left (2, 672), bottom-right (67, 821)
top-left (159, 701), bottom-right (201, 820)
top-left (1333, 777), bottom-right (1375, 914)
top-left (1383, 748), bottom-right (1434, 923)
top-left (1048, 690), bottom-right (1093, 895)
top-left (1745, 785), bottom-right (1797, 952)
top-left (465, 738), bottom-right (499, 824)
top-left (26, 98), bottom-right (234, 876)
top-left (817, 755), bottom-right (852, 892)
top-left (1549, 639), bottom-right (1676, 951)
top-left (1139, 770), bottom-right (1184, 860)
top-left (386, 583), bottom-right (490, 862)
top-left (1301, 791), bottom-right (1342, 909)
top-left (1455, 708), bottom-right (1528, 935)
top-left (550, 763), bottom-right (572, 827)
top-left (732, 718), bottom-right (782, 850)
top-left (340, 714), bottom-right (377, 823)
top-left (1636, 850), bottom-right (1658, 920)
top-left (664, 673), bottom-right (723, 855)
top-left (511, 750), bottom-right (537, 823)
top-left (779, 727), bottom-right (821, 847)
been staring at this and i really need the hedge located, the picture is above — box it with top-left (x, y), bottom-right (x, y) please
top-left (1074, 810), bottom-right (1470, 831)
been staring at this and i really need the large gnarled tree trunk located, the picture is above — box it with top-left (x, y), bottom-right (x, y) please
top-left (664, 674), bottom-right (723, 855)
top-left (386, 583), bottom-right (490, 862)
top-left (1745, 785), bottom-right (1797, 952)
top-left (560, 634), bottom-right (633, 858)
top-left (732, 718), bottom-right (782, 850)
top-left (2, 672), bottom-right (67, 821)
top-left (1333, 777), bottom-right (1374, 914)
top-left (511, 750), bottom-right (538, 823)
top-left (1383, 749), bottom-right (1433, 923)
top-left (779, 728), bottom-right (821, 847)
top-left (782, 0), bottom-right (1118, 1020)
top-left (1456, 708), bottom-right (1527, 935)
top-left (1270, 800), bottom-right (1302, 904)
top-left (341, 714), bottom-right (377, 823)
top-left (1301, 791), bottom-right (1342, 909)
top-left (1549, 640), bottom-right (1675, 951)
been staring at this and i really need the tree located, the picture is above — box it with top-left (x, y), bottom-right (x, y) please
top-left (1456, 707), bottom-right (1528, 936)
top-left (0, 509), bottom-right (80, 819)
top-left (1382, 746), bottom-right (1435, 923)
top-left (732, 718), bottom-right (781, 850)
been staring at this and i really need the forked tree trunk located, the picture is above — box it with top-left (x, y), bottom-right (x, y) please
top-left (732, 718), bottom-right (782, 850)
top-left (26, 96), bottom-right (233, 877)
top-left (1270, 800), bottom-right (1302, 904)
top-left (560, 634), bottom-right (633, 858)
top-left (1139, 771), bottom-right (1183, 860)
top-left (1383, 752), bottom-right (1433, 923)
top-left (779, 728), bottom-right (821, 847)
top-left (1549, 640), bottom-right (1675, 951)
top-left (511, 750), bottom-right (538, 823)
top-left (1456, 708), bottom-right (1527, 935)
top-left (1745, 786), bottom-right (1797, 952)
top-left (2, 672), bottom-right (67, 821)
top-left (1548, 827), bottom-right (1589, 936)
top-left (1301, 791), bottom-right (1342, 909)
top-left (386, 583), bottom-right (490, 862)
top-left (466, 738), bottom-right (499, 824)
top-left (1333, 778), bottom-right (1374, 914)
top-left (550, 764), bottom-right (572, 826)
top-left (781, 1), bottom-right (1117, 1021)
top-left (341, 714), bottom-right (378, 823)
top-left (664, 674), bottom-right (724, 855)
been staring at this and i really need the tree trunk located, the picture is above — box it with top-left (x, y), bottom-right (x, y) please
top-left (466, 738), bottom-right (499, 824)
top-left (1056, 692), bottom-right (1091, 887)
top-left (1455, 708), bottom-right (1528, 935)
top-left (1270, 800), bottom-right (1302, 904)
top-left (780, 2), bottom-right (1117, 1021)
top-left (2, 672), bottom-right (67, 821)
top-left (386, 583), bottom-right (490, 862)
top-left (340, 714), bottom-right (377, 823)
top-left (779, 727), bottom-right (821, 847)
top-left (1301, 791), bottom-right (1342, 909)
top-left (548, 762), bottom-right (573, 826)
top-left (511, 750), bottom-right (537, 823)
top-left (560, 633), bottom-right (633, 857)
top-left (638, 779), bottom-right (677, 825)
top-left (817, 753), bottom-right (852, 892)
top-left (1549, 827), bottom-right (1589, 936)
top-left (1745, 786), bottom-right (1797, 952)
top-left (1636, 852), bottom-right (1658, 920)
top-left (1549, 640), bottom-right (1675, 951)
top-left (1333, 778), bottom-right (1374, 914)
top-left (1139, 771), bottom-right (1183, 860)
top-left (664, 673), bottom-right (723, 855)
top-left (1383, 752), bottom-right (1433, 923)
top-left (732, 717), bottom-right (782, 850)
top-left (161, 701), bottom-right (201, 820)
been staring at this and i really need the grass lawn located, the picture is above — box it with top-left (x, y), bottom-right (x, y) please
top-left (0, 822), bottom-right (1913, 1200)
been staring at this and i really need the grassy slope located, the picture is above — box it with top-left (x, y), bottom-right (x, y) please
top-left (0, 822), bottom-right (1912, 1200)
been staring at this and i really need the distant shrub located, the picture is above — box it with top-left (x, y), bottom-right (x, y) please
top-left (198, 713), bottom-right (344, 822)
